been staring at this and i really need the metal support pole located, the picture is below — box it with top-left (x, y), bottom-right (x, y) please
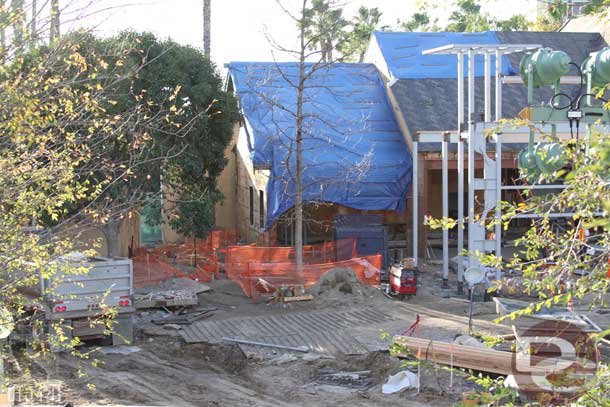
top-left (412, 140), bottom-right (418, 267)
top-left (495, 135), bottom-right (502, 281)
top-left (457, 53), bottom-right (465, 294)
top-left (468, 50), bottom-right (476, 268)
top-left (495, 50), bottom-right (502, 120)
top-left (587, 73), bottom-right (592, 107)
top-left (484, 52), bottom-right (491, 122)
top-left (494, 50), bottom-right (503, 281)
top-left (442, 137), bottom-right (449, 288)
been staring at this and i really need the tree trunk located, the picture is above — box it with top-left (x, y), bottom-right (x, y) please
top-left (0, 0), bottom-right (5, 50)
top-left (294, 0), bottom-right (307, 271)
top-left (193, 235), bottom-right (197, 267)
top-left (11, 0), bottom-right (24, 47)
top-left (30, 0), bottom-right (36, 45)
top-left (203, 0), bottom-right (211, 57)
top-left (101, 219), bottom-right (121, 258)
top-left (50, 0), bottom-right (59, 42)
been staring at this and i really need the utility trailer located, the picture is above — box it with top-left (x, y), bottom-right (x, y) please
top-left (39, 255), bottom-right (135, 350)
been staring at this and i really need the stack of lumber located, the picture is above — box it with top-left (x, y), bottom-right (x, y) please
top-left (134, 289), bottom-right (199, 309)
top-left (392, 336), bottom-right (568, 377)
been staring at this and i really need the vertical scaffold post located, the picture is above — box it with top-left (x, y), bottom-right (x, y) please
top-left (467, 50), bottom-right (476, 268)
top-left (457, 52), bottom-right (465, 294)
top-left (412, 140), bottom-right (418, 267)
top-left (484, 52), bottom-right (491, 122)
top-left (442, 135), bottom-right (449, 288)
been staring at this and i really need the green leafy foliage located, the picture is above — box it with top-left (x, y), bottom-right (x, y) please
top-left (341, 6), bottom-right (384, 62)
top-left (400, 0), bottom-right (528, 33)
top-left (0, 11), bottom-right (156, 391)
top-left (19, 30), bottom-right (238, 255)
top-left (302, 0), bottom-right (349, 62)
top-left (168, 185), bottom-right (217, 266)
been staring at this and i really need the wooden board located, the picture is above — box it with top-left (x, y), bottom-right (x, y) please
top-left (282, 295), bottom-right (314, 303)
top-left (134, 290), bottom-right (198, 309)
top-left (392, 336), bottom-right (569, 376)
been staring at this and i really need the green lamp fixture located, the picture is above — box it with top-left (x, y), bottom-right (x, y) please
top-left (518, 48), bottom-right (571, 181)
top-left (581, 47), bottom-right (610, 89)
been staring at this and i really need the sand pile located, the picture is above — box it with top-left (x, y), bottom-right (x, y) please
top-left (309, 268), bottom-right (379, 297)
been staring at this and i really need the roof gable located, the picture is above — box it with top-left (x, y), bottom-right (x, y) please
top-left (228, 62), bottom-right (413, 224)
top-left (381, 31), bottom-right (608, 149)
top-left (370, 31), bottom-right (515, 80)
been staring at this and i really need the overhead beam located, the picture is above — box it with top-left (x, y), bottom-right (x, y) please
top-left (502, 75), bottom-right (583, 85)
top-left (423, 44), bottom-right (541, 55)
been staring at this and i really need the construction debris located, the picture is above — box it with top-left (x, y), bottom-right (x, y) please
top-left (134, 290), bottom-right (199, 309)
top-left (158, 278), bottom-right (211, 294)
top-left (99, 346), bottom-right (142, 355)
top-left (392, 336), bottom-right (568, 376)
top-left (317, 369), bottom-right (373, 389)
top-left (269, 353), bottom-right (299, 365)
top-left (382, 371), bottom-right (418, 394)
top-left (282, 294), bottom-right (314, 303)
top-left (221, 337), bottom-right (310, 353)
top-left (151, 308), bottom-right (216, 325)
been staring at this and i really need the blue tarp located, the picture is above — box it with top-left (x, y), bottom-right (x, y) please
top-left (229, 62), bottom-right (413, 228)
top-left (372, 31), bottom-right (518, 79)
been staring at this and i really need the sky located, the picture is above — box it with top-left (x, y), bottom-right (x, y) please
top-left (76, 0), bottom-right (536, 69)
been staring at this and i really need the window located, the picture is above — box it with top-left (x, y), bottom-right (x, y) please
top-left (249, 186), bottom-right (254, 226)
top-left (140, 193), bottom-right (162, 244)
top-left (259, 190), bottom-right (265, 228)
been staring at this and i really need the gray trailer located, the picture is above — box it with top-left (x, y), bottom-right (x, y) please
top-left (41, 255), bottom-right (135, 350)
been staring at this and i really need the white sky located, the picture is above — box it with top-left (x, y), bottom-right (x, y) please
top-left (76, 0), bottom-right (537, 69)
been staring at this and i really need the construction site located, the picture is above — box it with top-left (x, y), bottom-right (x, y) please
top-left (3, 1), bottom-right (610, 407)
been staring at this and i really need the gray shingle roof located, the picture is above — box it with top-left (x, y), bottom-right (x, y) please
top-left (389, 31), bottom-right (607, 151)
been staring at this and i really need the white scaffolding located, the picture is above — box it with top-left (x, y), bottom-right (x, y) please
top-left (412, 44), bottom-right (542, 292)
top-left (411, 44), bottom-right (610, 291)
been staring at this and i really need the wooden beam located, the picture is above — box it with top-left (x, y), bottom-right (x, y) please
top-left (392, 336), bottom-right (572, 376)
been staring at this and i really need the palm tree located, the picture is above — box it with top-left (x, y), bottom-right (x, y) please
top-left (349, 6), bottom-right (382, 62)
top-left (302, 0), bottom-right (348, 62)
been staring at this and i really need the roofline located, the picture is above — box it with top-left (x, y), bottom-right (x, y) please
top-left (227, 61), bottom-right (376, 68)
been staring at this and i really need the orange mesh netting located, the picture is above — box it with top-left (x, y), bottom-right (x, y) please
top-left (132, 230), bottom-right (240, 287)
top-left (224, 238), bottom-right (357, 267)
top-left (231, 255), bottom-right (382, 298)
top-left (133, 233), bottom-right (382, 298)
top-left (224, 239), bottom-right (381, 298)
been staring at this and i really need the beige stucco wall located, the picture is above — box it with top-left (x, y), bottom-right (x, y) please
top-left (215, 124), bottom-right (240, 231)
top-left (233, 125), bottom-right (270, 244)
top-left (68, 214), bottom-right (141, 258)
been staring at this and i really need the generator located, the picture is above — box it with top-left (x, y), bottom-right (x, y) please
top-left (387, 264), bottom-right (417, 298)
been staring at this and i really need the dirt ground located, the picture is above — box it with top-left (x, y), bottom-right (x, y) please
top-left (51, 336), bottom-right (472, 407)
top-left (13, 263), bottom-right (608, 406)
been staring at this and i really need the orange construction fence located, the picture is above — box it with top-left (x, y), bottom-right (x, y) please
top-left (132, 233), bottom-right (382, 299)
top-left (227, 254), bottom-right (382, 299)
top-left (223, 239), bottom-right (380, 298)
top-left (132, 229), bottom-right (240, 287)
top-left (223, 238), bottom-right (357, 267)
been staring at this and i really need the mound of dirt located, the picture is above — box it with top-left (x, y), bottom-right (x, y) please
top-left (309, 268), bottom-right (377, 297)
top-left (303, 350), bottom-right (403, 385)
top-left (172, 343), bottom-right (248, 373)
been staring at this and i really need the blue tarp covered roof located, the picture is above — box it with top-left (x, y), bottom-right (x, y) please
top-left (372, 31), bottom-right (518, 79)
top-left (228, 62), bottom-right (412, 227)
